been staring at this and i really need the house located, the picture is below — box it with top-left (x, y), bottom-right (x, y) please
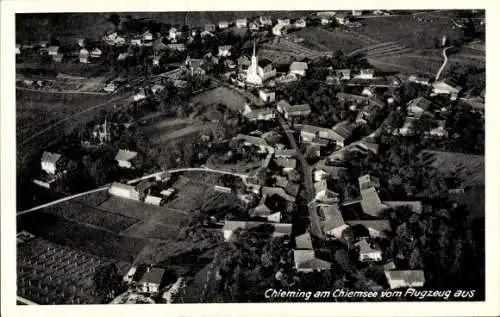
top-left (359, 174), bottom-right (380, 190)
top-left (277, 18), bottom-right (290, 26)
top-left (236, 18), bottom-right (248, 28)
top-left (130, 38), bottom-right (142, 46)
top-left (133, 88), bottom-right (147, 102)
top-left (274, 148), bottom-right (296, 158)
top-left (385, 270), bottom-right (425, 289)
top-left (15, 44), bottom-right (21, 55)
top-left (407, 97), bottom-right (433, 117)
top-left (335, 12), bottom-right (349, 25)
top-left (289, 62), bottom-right (308, 77)
top-left (293, 232), bottom-right (332, 272)
top-left (235, 134), bottom-right (269, 153)
top-left (285, 182), bottom-right (300, 197)
top-left (52, 53), bottom-right (64, 63)
top-left (242, 104), bottom-right (276, 121)
top-left (222, 221), bottom-right (292, 241)
top-left (160, 188), bottom-right (176, 199)
top-left (205, 23), bottom-right (216, 32)
top-left (117, 52), bottom-right (128, 61)
top-left (249, 22), bottom-right (259, 31)
top-left (259, 89), bottom-right (276, 102)
top-left (352, 10), bottom-right (363, 16)
top-left (104, 82), bottom-right (117, 92)
top-left (47, 46), bottom-right (59, 56)
top-left (274, 176), bottom-right (289, 188)
top-left (218, 21), bottom-right (229, 29)
top-left (294, 18), bottom-right (307, 28)
top-left (218, 45), bottom-right (232, 57)
top-left (151, 84), bottom-right (165, 94)
top-left (355, 239), bottom-right (382, 262)
top-left (354, 69), bottom-right (375, 80)
top-left (321, 17), bottom-right (331, 25)
top-left (115, 149), bottom-right (138, 169)
top-left (408, 75), bottom-right (430, 86)
top-left (362, 87), bottom-right (375, 97)
top-left (144, 195), bottom-right (163, 206)
top-left (250, 194), bottom-right (288, 223)
top-left (432, 79), bottom-right (462, 100)
top-left (79, 48), bottom-right (89, 63)
top-left (259, 16), bottom-right (273, 26)
top-left (123, 266), bottom-right (137, 284)
top-left (334, 69), bottom-right (351, 81)
top-left (314, 179), bottom-right (339, 203)
top-left (313, 165), bottom-right (347, 182)
top-left (332, 120), bottom-right (355, 143)
top-left (346, 220), bottom-right (391, 238)
top-left (360, 186), bottom-right (386, 218)
top-left (261, 187), bottom-right (296, 202)
top-left (142, 30), bottom-right (153, 45)
top-left (90, 47), bottom-right (102, 58)
top-left (166, 43), bottom-right (187, 51)
top-left (299, 124), bottom-right (347, 148)
top-left (108, 182), bottom-right (140, 201)
top-left (275, 157), bottom-right (297, 172)
top-left (272, 24), bottom-right (284, 36)
top-left (275, 72), bottom-right (298, 84)
top-left (41, 151), bottom-right (65, 175)
top-left (139, 267), bottom-right (165, 293)
top-left (319, 205), bottom-right (348, 239)
top-left (276, 100), bottom-right (311, 119)
top-left (168, 27), bottom-right (178, 41)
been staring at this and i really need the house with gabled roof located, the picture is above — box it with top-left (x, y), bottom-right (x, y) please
top-left (250, 193), bottom-right (288, 223)
top-left (115, 149), bottom-right (138, 169)
top-left (259, 16), bottom-right (273, 26)
top-left (47, 46), bottom-right (59, 56)
top-left (332, 120), bottom-right (355, 143)
top-left (41, 151), bottom-right (65, 175)
top-left (432, 78), bottom-right (462, 100)
top-left (236, 18), bottom-right (248, 28)
top-left (385, 270), bottom-right (425, 289)
top-left (235, 134), bottom-right (270, 153)
top-left (346, 220), bottom-right (391, 238)
top-left (293, 232), bottom-right (331, 272)
top-left (354, 68), bottom-right (375, 80)
top-left (138, 266), bottom-right (165, 294)
top-left (407, 97), bottom-right (433, 117)
top-left (319, 204), bottom-right (348, 239)
top-left (275, 157), bottom-right (297, 172)
top-left (294, 18), bottom-right (307, 28)
top-left (355, 238), bottom-right (382, 262)
top-left (222, 220), bottom-right (292, 241)
top-left (218, 45), bottom-right (232, 57)
top-left (299, 124), bottom-right (347, 148)
top-left (314, 180), bottom-right (339, 204)
top-left (289, 62), bottom-right (308, 77)
top-left (259, 89), bottom-right (276, 103)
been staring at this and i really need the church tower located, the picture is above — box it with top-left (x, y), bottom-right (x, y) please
top-left (245, 39), bottom-right (262, 85)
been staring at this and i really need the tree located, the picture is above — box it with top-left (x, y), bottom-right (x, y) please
top-left (108, 14), bottom-right (121, 30)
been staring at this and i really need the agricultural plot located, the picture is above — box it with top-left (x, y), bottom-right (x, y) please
top-left (17, 236), bottom-right (117, 304)
top-left (97, 196), bottom-right (169, 220)
top-left (18, 211), bottom-right (148, 262)
top-left (357, 14), bottom-right (463, 49)
top-left (43, 200), bottom-right (140, 233)
top-left (190, 86), bottom-right (248, 112)
top-left (119, 220), bottom-right (181, 241)
top-left (295, 28), bottom-right (367, 53)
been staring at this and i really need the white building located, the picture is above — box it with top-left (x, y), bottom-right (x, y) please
top-left (108, 182), bottom-right (140, 200)
top-left (259, 89), bottom-right (276, 102)
top-left (245, 41), bottom-right (264, 86)
top-left (385, 270), bottom-right (425, 289)
top-left (355, 239), bottom-right (382, 262)
top-left (41, 151), bottom-right (64, 175)
top-left (115, 149), bottom-right (138, 169)
top-left (289, 61), bottom-right (308, 77)
top-left (236, 18), bottom-right (248, 28)
top-left (218, 45), bottom-right (232, 57)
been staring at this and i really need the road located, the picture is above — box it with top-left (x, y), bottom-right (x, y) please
top-left (436, 46), bottom-right (453, 81)
top-left (18, 167), bottom-right (249, 215)
top-left (276, 113), bottom-right (324, 239)
top-left (16, 86), bottom-right (110, 96)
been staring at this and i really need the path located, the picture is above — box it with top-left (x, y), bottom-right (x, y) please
top-left (16, 86), bottom-right (110, 96)
top-left (18, 167), bottom-right (249, 215)
top-left (436, 46), bottom-right (453, 81)
top-left (276, 113), bottom-right (324, 239)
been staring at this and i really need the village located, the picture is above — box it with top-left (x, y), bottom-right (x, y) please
top-left (16, 10), bottom-right (485, 304)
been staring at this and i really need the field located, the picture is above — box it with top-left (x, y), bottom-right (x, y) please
top-left (17, 236), bottom-right (122, 304)
top-left (294, 28), bottom-right (368, 53)
top-left (356, 14), bottom-right (464, 49)
top-left (189, 86), bottom-right (248, 112)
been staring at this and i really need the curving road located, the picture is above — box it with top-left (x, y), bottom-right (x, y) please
top-left (435, 46), bottom-right (453, 81)
top-left (18, 167), bottom-right (249, 216)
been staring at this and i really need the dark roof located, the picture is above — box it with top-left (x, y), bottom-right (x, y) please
top-left (258, 58), bottom-right (273, 68)
top-left (295, 232), bottom-right (313, 249)
top-left (41, 151), bottom-right (61, 164)
top-left (285, 183), bottom-right (300, 197)
top-left (138, 267), bottom-right (165, 285)
top-left (346, 220), bottom-right (391, 234)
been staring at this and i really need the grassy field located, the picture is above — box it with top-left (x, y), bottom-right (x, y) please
top-left (357, 14), bottom-right (464, 49)
top-left (190, 86), bottom-right (247, 112)
top-left (295, 28), bottom-right (367, 53)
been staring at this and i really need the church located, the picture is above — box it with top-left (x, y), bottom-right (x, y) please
top-left (245, 41), bottom-right (276, 86)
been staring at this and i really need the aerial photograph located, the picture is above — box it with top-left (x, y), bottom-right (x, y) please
top-left (15, 9), bottom-right (485, 304)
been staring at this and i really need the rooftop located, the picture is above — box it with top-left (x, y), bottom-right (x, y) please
top-left (115, 149), bottom-right (138, 162)
top-left (138, 267), bottom-right (165, 285)
top-left (41, 151), bottom-right (62, 164)
top-left (346, 220), bottom-right (391, 234)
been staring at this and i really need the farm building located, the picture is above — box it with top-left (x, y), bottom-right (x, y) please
top-left (218, 21), bottom-right (229, 29)
top-left (236, 18), bottom-right (248, 28)
top-left (138, 267), bottom-right (165, 294)
top-left (314, 180), bottom-right (339, 204)
top-left (222, 220), bottom-right (292, 241)
top-left (144, 195), bottom-right (164, 206)
top-left (235, 134), bottom-right (270, 153)
top-left (277, 18), bottom-right (291, 26)
top-left (299, 124), bottom-right (347, 148)
top-left (319, 204), bottom-right (347, 239)
top-left (294, 18), bottom-right (307, 28)
top-left (385, 270), bottom-right (425, 289)
top-left (294, 232), bottom-right (331, 273)
top-left (218, 45), bottom-right (232, 57)
top-left (407, 97), bottom-right (433, 117)
top-left (108, 182), bottom-right (140, 201)
top-left (249, 22), bottom-right (259, 31)
top-left (259, 89), bottom-right (276, 103)
top-left (408, 75), bottom-right (431, 86)
top-left (276, 100), bottom-right (311, 119)
top-left (79, 48), bottom-right (89, 63)
top-left (115, 149), bottom-right (138, 169)
top-left (289, 61), bottom-right (308, 77)
top-left (47, 46), bottom-right (59, 56)
top-left (432, 79), bottom-right (462, 100)
top-left (52, 53), bottom-right (64, 63)
top-left (355, 239), bottom-right (382, 262)
top-left (259, 16), bottom-right (273, 26)
top-left (354, 69), bottom-right (375, 80)
top-left (41, 151), bottom-right (65, 175)
top-left (335, 12), bottom-right (350, 25)
top-left (242, 104), bottom-right (276, 121)
top-left (90, 47), bottom-right (102, 58)
top-left (250, 194), bottom-right (285, 223)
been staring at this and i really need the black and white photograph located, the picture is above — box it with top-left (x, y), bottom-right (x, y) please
top-left (1, 1), bottom-right (499, 316)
